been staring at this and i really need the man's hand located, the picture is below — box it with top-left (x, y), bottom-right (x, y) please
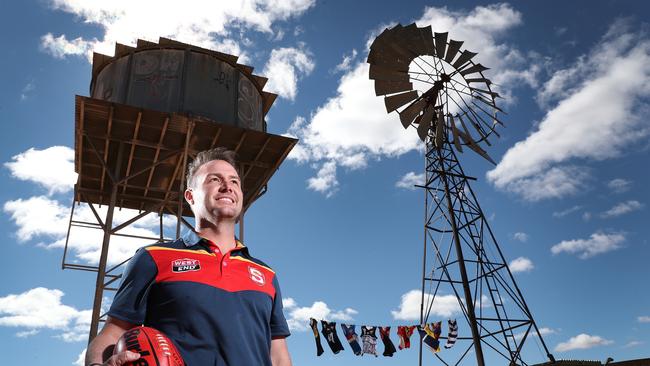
top-left (86, 317), bottom-right (138, 366)
top-left (91, 350), bottom-right (141, 366)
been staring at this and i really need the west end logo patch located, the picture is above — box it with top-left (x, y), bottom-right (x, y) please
top-left (172, 258), bottom-right (201, 273)
top-left (248, 266), bottom-right (266, 286)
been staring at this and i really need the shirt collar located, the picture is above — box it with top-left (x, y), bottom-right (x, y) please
top-left (181, 230), bottom-right (246, 251)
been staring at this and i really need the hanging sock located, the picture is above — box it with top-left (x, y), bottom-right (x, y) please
top-left (445, 319), bottom-right (458, 349)
top-left (340, 324), bottom-right (362, 355)
top-left (309, 318), bottom-right (325, 356)
top-left (379, 326), bottom-right (397, 357)
top-left (320, 320), bottom-right (345, 354)
top-left (397, 325), bottom-right (416, 350)
top-left (360, 326), bottom-right (379, 357)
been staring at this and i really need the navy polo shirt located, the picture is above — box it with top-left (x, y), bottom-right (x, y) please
top-left (107, 232), bottom-right (290, 366)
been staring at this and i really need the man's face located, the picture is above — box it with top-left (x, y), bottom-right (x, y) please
top-left (185, 159), bottom-right (243, 222)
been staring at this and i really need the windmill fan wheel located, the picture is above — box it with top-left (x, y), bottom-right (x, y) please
top-left (368, 23), bottom-right (505, 164)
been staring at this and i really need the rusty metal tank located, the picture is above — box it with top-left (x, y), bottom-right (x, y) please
top-left (90, 38), bottom-right (276, 132)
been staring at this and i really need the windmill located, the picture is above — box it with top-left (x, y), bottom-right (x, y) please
top-left (368, 23), bottom-right (556, 365)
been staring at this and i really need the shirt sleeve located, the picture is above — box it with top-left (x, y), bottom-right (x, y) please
top-left (270, 274), bottom-right (291, 338)
top-left (107, 247), bottom-right (158, 325)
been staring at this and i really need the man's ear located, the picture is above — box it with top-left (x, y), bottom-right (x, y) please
top-left (184, 188), bottom-right (194, 205)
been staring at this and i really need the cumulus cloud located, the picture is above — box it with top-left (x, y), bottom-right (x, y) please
top-left (391, 290), bottom-right (461, 320)
top-left (0, 287), bottom-right (90, 342)
top-left (3, 195), bottom-right (169, 265)
top-left (282, 297), bottom-right (358, 331)
top-left (263, 45), bottom-right (315, 100)
top-left (286, 3), bottom-right (533, 196)
top-left (509, 257), bottom-right (534, 273)
top-left (396, 172), bottom-right (425, 190)
top-left (74, 349), bottom-right (86, 366)
top-left (41, 0), bottom-right (316, 61)
top-left (550, 232), bottom-right (625, 259)
top-left (600, 200), bottom-right (643, 218)
top-left (552, 205), bottom-right (582, 218)
top-left (624, 340), bottom-right (644, 348)
top-left (638, 315), bottom-right (650, 323)
top-left (4, 146), bottom-right (77, 195)
top-left (515, 326), bottom-right (555, 341)
top-left (306, 161), bottom-right (339, 197)
top-left (554, 333), bottom-right (613, 352)
top-left (488, 19), bottom-right (650, 201)
top-left (607, 178), bottom-right (632, 193)
top-left (513, 232), bottom-right (529, 242)
top-left (332, 49), bottom-right (358, 74)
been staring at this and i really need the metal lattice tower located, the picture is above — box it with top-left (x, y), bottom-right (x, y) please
top-left (367, 23), bottom-right (556, 365)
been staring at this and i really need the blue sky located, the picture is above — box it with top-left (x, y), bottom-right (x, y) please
top-left (1, 1), bottom-right (649, 365)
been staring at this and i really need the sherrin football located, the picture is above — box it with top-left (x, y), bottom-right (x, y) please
top-left (114, 326), bottom-right (184, 366)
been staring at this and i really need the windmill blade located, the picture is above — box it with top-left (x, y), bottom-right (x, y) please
top-left (412, 113), bottom-right (424, 130)
top-left (385, 90), bottom-right (418, 113)
top-left (367, 47), bottom-right (411, 71)
top-left (471, 87), bottom-right (502, 99)
top-left (434, 32), bottom-right (448, 58)
top-left (449, 114), bottom-right (463, 153)
top-left (444, 39), bottom-right (464, 64)
top-left (460, 63), bottom-right (489, 76)
top-left (395, 23), bottom-right (424, 55)
top-left (434, 110), bottom-right (445, 148)
top-left (463, 112), bottom-right (491, 146)
top-left (474, 95), bottom-right (505, 113)
top-left (375, 80), bottom-right (413, 96)
top-left (417, 106), bottom-right (435, 141)
top-left (465, 77), bottom-right (492, 85)
top-left (369, 64), bottom-right (409, 82)
top-left (471, 100), bottom-right (506, 126)
top-left (457, 128), bottom-right (496, 164)
top-left (451, 50), bottom-right (478, 70)
top-left (399, 99), bottom-right (426, 128)
top-left (418, 25), bottom-right (435, 56)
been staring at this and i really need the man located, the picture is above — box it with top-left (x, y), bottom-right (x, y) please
top-left (86, 147), bottom-right (292, 366)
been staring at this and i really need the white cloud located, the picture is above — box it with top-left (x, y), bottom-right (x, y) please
top-left (607, 178), bottom-right (632, 193)
top-left (600, 200), bottom-right (643, 218)
top-left (306, 161), bottom-right (338, 197)
top-left (4, 146), bottom-right (77, 195)
top-left (513, 232), bottom-right (529, 242)
top-left (73, 349), bottom-right (86, 366)
top-left (509, 257), bottom-right (534, 273)
top-left (287, 3), bottom-right (532, 196)
top-left (41, 0), bottom-right (316, 61)
top-left (20, 79), bottom-right (35, 101)
top-left (0, 287), bottom-right (90, 341)
top-left (282, 297), bottom-right (358, 331)
top-left (3, 196), bottom-right (168, 266)
top-left (554, 333), bottom-right (613, 352)
top-left (391, 289), bottom-right (461, 320)
top-left (515, 326), bottom-right (556, 341)
top-left (16, 329), bottom-right (40, 338)
top-left (551, 232), bottom-right (625, 259)
top-left (263, 45), bottom-right (315, 100)
top-left (396, 172), bottom-right (425, 190)
top-left (332, 49), bottom-right (358, 74)
top-left (488, 19), bottom-right (650, 201)
top-left (638, 315), bottom-right (650, 323)
top-left (624, 340), bottom-right (644, 348)
top-left (582, 212), bottom-right (592, 221)
top-left (552, 205), bottom-right (582, 218)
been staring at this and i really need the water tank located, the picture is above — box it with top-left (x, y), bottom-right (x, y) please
top-left (90, 38), bottom-right (275, 132)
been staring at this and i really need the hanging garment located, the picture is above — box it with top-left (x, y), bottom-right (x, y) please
top-left (320, 320), bottom-right (345, 354)
top-left (340, 324), bottom-right (362, 355)
top-left (379, 326), bottom-right (397, 357)
top-left (309, 318), bottom-right (325, 356)
top-left (418, 323), bottom-right (441, 353)
top-left (360, 326), bottom-right (378, 357)
top-left (397, 325), bottom-right (416, 350)
top-left (445, 319), bottom-right (458, 349)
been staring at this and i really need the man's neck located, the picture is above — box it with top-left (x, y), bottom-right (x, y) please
top-left (195, 220), bottom-right (237, 253)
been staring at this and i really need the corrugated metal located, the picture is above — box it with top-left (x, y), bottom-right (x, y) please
top-left (91, 40), bottom-right (266, 132)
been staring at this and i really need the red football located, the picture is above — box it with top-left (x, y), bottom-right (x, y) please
top-left (114, 326), bottom-right (184, 366)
